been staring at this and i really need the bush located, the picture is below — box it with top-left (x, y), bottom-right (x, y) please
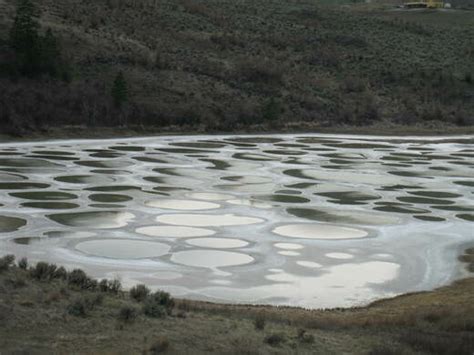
top-left (97, 278), bottom-right (122, 293)
top-left (264, 333), bottom-right (285, 347)
top-left (143, 291), bottom-right (174, 318)
top-left (118, 305), bottom-right (138, 323)
top-left (108, 279), bottom-right (122, 294)
top-left (149, 336), bottom-right (170, 354)
top-left (0, 255), bottom-right (15, 272)
top-left (30, 261), bottom-right (57, 280)
top-left (18, 257), bottom-right (28, 270)
top-left (67, 294), bottom-right (103, 317)
top-left (68, 269), bottom-right (93, 289)
top-left (254, 312), bottom-right (266, 330)
top-left (297, 329), bottom-right (315, 344)
top-left (55, 266), bottom-right (68, 280)
top-left (67, 297), bottom-right (87, 317)
top-left (130, 284), bottom-right (150, 302)
top-left (66, 269), bottom-right (100, 290)
top-left (99, 279), bottom-right (109, 292)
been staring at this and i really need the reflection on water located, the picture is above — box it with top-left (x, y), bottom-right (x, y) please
top-left (0, 134), bottom-right (472, 308)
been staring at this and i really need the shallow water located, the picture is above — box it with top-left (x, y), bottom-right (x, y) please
top-left (0, 134), bottom-right (473, 308)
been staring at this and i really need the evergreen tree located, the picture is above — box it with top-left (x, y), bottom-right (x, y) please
top-left (262, 97), bottom-right (281, 122)
top-left (9, 0), bottom-right (41, 76)
top-left (40, 28), bottom-right (61, 77)
top-left (111, 71), bottom-right (128, 108)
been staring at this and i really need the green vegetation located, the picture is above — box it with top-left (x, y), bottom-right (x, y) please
top-left (0, 0), bottom-right (472, 136)
top-left (130, 283), bottom-right (151, 302)
top-left (1, 254), bottom-right (473, 353)
top-left (111, 71), bottom-right (128, 108)
top-left (8, 0), bottom-right (41, 77)
top-left (8, 0), bottom-right (67, 78)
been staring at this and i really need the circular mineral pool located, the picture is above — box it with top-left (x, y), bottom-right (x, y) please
top-left (136, 226), bottom-right (216, 238)
top-left (75, 239), bottom-right (170, 259)
top-left (187, 192), bottom-right (235, 201)
top-left (156, 213), bottom-right (264, 227)
top-left (274, 243), bottom-right (304, 250)
top-left (171, 250), bottom-right (254, 268)
top-left (296, 261), bottom-right (322, 268)
top-left (0, 215), bottom-right (27, 233)
top-left (325, 252), bottom-right (354, 260)
top-left (273, 224), bottom-right (368, 240)
top-left (48, 211), bottom-right (134, 228)
top-left (145, 199), bottom-right (220, 210)
top-left (185, 238), bottom-right (249, 249)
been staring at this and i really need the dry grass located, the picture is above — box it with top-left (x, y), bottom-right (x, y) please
top-left (1, 254), bottom-right (473, 353)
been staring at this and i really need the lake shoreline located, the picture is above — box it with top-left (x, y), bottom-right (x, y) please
top-left (0, 256), bottom-right (473, 354)
top-left (1, 123), bottom-right (474, 143)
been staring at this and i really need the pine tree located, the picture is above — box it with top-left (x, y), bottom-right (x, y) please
top-left (111, 71), bottom-right (128, 108)
top-left (9, 0), bottom-right (41, 76)
top-left (41, 28), bottom-right (60, 77)
top-left (262, 97), bottom-right (281, 122)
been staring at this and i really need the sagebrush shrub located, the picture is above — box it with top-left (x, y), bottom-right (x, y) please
top-left (18, 257), bottom-right (28, 270)
top-left (67, 269), bottom-right (90, 289)
top-left (118, 305), bottom-right (138, 323)
top-left (0, 255), bottom-right (15, 272)
top-left (264, 333), bottom-right (285, 347)
top-left (143, 291), bottom-right (174, 318)
top-left (130, 284), bottom-right (150, 302)
top-left (30, 262), bottom-right (58, 280)
top-left (67, 297), bottom-right (87, 317)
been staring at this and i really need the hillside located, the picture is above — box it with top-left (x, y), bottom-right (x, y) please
top-left (0, 0), bottom-right (473, 135)
top-left (1, 255), bottom-right (473, 354)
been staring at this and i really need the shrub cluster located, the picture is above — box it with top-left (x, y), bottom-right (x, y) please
top-left (142, 291), bottom-right (175, 318)
top-left (30, 262), bottom-right (67, 281)
top-left (118, 305), bottom-right (138, 323)
top-left (130, 284), bottom-right (150, 302)
top-left (264, 333), bottom-right (286, 347)
top-left (0, 254), bottom-right (16, 272)
top-left (18, 257), bottom-right (28, 270)
top-left (17, 259), bottom-right (122, 294)
top-left (297, 329), bottom-right (315, 344)
top-left (67, 293), bottom-right (104, 317)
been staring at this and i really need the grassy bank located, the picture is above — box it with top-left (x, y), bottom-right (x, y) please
top-left (1, 0), bottom-right (473, 136)
top-left (0, 253), bottom-right (473, 354)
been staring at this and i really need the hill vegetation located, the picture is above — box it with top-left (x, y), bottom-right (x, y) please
top-left (0, 0), bottom-right (473, 136)
top-left (1, 254), bottom-right (473, 353)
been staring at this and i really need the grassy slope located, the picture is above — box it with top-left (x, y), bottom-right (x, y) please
top-left (0, 0), bottom-right (473, 134)
top-left (0, 250), bottom-right (473, 354)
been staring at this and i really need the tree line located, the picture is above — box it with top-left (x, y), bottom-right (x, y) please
top-left (6, 0), bottom-right (127, 106)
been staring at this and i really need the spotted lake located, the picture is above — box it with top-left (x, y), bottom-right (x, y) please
top-left (0, 134), bottom-right (473, 308)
